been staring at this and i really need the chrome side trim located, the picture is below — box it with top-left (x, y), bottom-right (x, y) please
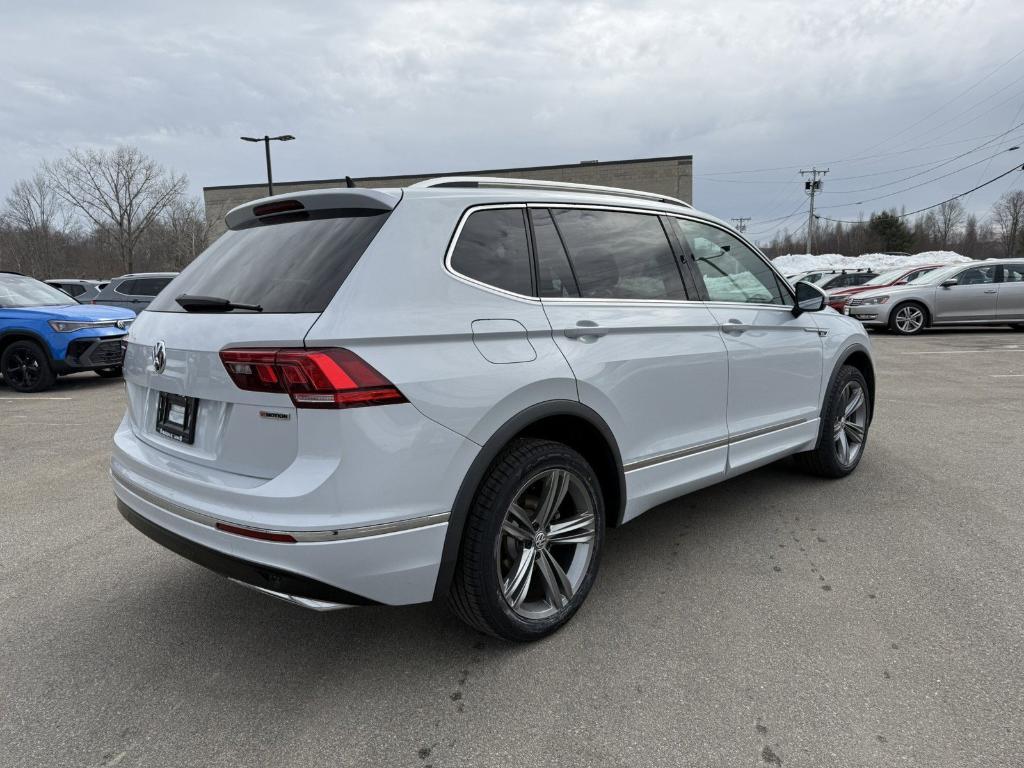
top-left (623, 418), bottom-right (808, 472)
top-left (623, 438), bottom-right (729, 472)
top-left (111, 466), bottom-right (450, 542)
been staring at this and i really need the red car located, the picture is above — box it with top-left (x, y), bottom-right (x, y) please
top-left (826, 264), bottom-right (944, 312)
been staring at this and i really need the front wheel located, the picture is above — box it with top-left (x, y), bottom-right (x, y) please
top-left (796, 365), bottom-right (871, 478)
top-left (448, 438), bottom-right (605, 641)
top-left (1, 340), bottom-right (56, 393)
top-left (889, 302), bottom-right (928, 335)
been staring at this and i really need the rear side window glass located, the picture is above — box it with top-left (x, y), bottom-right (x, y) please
top-left (1001, 265), bottom-right (1024, 282)
top-left (550, 209), bottom-right (686, 300)
top-left (530, 209), bottom-right (579, 298)
top-left (114, 279), bottom-right (137, 296)
top-left (148, 210), bottom-right (391, 313)
top-left (134, 278), bottom-right (172, 296)
top-left (450, 208), bottom-right (532, 296)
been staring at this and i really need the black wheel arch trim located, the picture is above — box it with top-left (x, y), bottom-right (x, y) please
top-left (827, 342), bottom-right (875, 420)
top-left (432, 399), bottom-right (626, 600)
top-left (0, 328), bottom-right (54, 359)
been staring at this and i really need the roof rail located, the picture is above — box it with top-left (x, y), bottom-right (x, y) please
top-left (410, 176), bottom-right (693, 209)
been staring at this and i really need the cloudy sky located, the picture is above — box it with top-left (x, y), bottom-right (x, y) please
top-left (3, 0), bottom-right (1024, 242)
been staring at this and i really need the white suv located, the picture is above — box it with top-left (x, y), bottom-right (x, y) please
top-left (112, 177), bottom-right (875, 641)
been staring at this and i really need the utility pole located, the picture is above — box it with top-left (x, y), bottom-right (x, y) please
top-left (731, 217), bottom-right (750, 233)
top-left (799, 167), bottom-right (828, 253)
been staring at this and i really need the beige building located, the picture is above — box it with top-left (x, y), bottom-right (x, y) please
top-left (203, 154), bottom-right (693, 237)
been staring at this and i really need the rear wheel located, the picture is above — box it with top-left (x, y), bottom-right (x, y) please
top-left (448, 438), bottom-right (604, 641)
top-left (889, 302), bottom-right (928, 335)
top-left (1, 340), bottom-right (56, 393)
top-left (95, 366), bottom-right (123, 378)
top-left (796, 365), bottom-right (870, 478)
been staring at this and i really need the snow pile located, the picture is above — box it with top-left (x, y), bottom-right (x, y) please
top-left (773, 251), bottom-right (970, 274)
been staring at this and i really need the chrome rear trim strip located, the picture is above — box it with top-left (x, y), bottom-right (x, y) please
top-left (227, 579), bottom-right (353, 611)
top-left (111, 466), bottom-right (449, 542)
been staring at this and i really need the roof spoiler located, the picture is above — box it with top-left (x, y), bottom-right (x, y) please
top-left (224, 188), bottom-right (401, 230)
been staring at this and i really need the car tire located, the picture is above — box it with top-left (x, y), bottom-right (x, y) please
top-left (796, 365), bottom-right (871, 479)
top-left (448, 438), bottom-right (605, 642)
top-left (1, 340), bottom-right (56, 393)
top-left (95, 366), bottom-right (123, 378)
top-left (888, 301), bottom-right (928, 335)
top-left (1010, 323), bottom-right (1024, 330)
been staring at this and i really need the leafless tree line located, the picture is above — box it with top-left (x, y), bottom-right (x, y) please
top-left (760, 191), bottom-right (1024, 259)
top-left (0, 145), bottom-right (211, 279)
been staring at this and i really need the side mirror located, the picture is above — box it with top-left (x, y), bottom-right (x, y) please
top-left (941, 279), bottom-right (958, 288)
top-left (793, 280), bottom-right (827, 315)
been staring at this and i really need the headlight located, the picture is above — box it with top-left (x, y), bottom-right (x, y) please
top-left (860, 295), bottom-right (890, 305)
top-left (49, 320), bottom-right (98, 332)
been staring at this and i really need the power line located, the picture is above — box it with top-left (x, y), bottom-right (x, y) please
top-left (813, 163), bottom-right (1024, 224)
top-left (851, 44), bottom-right (1024, 156)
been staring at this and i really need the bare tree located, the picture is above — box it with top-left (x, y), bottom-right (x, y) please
top-left (0, 172), bottom-right (73, 275)
top-left (991, 190), bottom-right (1024, 258)
top-left (936, 199), bottom-right (965, 249)
top-left (45, 145), bottom-right (186, 273)
top-left (164, 196), bottom-right (211, 269)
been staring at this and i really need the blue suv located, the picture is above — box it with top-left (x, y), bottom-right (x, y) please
top-left (0, 272), bottom-right (136, 392)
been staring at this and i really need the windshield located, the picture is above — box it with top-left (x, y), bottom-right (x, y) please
top-left (908, 264), bottom-right (961, 285)
top-left (0, 275), bottom-right (78, 308)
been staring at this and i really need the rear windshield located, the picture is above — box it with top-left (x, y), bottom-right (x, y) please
top-left (147, 210), bottom-right (390, 314)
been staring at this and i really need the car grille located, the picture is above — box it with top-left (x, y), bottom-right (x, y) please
top-left (89, 339), bottom-right (125, 366)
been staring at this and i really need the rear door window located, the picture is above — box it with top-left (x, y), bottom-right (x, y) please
top-left (549, 209), bottom-right (686, 300)
top-left (450, 208), bottom-right (533, 296)
top-left (148, 210), bottom-right (391, 313)
top-left (114, 280), bottom-right (138, 296)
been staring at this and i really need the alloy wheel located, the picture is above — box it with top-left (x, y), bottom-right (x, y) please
top-left (833, 381), bottom-right (868, 466)
top-left (496, 468), bottom-right (597, 620)
top-left (894, 305), bottom-right (924, 333)
top-left (3, 348), bottom-right (42, 389)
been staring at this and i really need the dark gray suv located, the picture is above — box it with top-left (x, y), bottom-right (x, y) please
top-left (91, 273), bottom-right (177, 310)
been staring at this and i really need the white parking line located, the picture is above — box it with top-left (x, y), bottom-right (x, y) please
top-left (896, 349), bottom-right (1024, 355)
top-left (0, 396), bottom-right (73, 401)
top-left (990, 373), bottom-right (1024, 377)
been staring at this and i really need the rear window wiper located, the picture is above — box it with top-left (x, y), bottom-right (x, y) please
top-left (175, 294), bottom-right (263, 313)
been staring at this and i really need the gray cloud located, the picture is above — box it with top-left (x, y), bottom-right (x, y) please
top-left (3, 0), bottom-right (1023, 241)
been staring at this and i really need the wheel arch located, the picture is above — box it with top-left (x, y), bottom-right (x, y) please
top-left (432, 400), bottom-right (626, 600)
top-left (830, 343), bottom-right (875, 420)
top-left (0, 329), bottom-right (53, 361)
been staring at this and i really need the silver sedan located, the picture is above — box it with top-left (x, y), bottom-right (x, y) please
top-left (846, 260), bottom-right (1024, 334)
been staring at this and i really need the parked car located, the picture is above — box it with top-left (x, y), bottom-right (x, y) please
top-left (826, 264), bottom-right (942, 312)
top-left (45, 278), bottom-right (102, 300)
top-left (77, 281), bottom-right (110, 303)
top-left (91, 273), bottom-right (177, 310)
top-left (785, 268), bottom-right (875, 289)
top-left (0, 272), bottom-right (135, 392)
top-left (846, 260), bottom-right (1024, 334)
top-left (112, 178), bottom-right (875, 641)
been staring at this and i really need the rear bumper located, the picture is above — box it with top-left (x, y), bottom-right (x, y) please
top-left (118, 499), bottom-right (377, 607)
top-left (113, 468), bottom-right (451, 606)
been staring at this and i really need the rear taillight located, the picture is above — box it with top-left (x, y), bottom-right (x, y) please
top-left (219, 347), bottom-right (406, 409)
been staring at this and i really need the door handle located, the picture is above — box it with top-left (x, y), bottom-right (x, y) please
top-left (984, 289), bottom-right (997, 294)
top-left (720, 319), bottom-right (749, 334)
top-left (564, 321), bottom-right (608, 340)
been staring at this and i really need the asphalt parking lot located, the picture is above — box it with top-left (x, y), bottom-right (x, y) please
top-left (2, 330), bottom-right (1023, 768)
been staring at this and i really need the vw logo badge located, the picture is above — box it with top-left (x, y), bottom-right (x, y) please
top-left (153, 340), bottom-right (167, 374)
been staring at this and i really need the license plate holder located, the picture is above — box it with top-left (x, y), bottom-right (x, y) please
top-left (156, 391), bottom-right (198, 444)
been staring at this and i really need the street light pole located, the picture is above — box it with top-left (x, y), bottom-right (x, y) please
top-left (240, 134), bottom-right (295, 197)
